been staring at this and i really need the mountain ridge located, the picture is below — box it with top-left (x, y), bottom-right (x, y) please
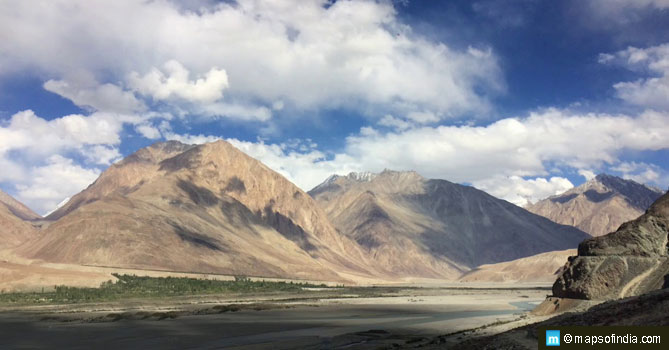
top-left (553, 190), bottom-right (669, 300)
top-left (309, 170), bottom-right (590, 278)
top-left (526, 174), bottom-right (664, 236)
top-left (0, 190), bottom-right (38, 248)
top-left (19, 140), bottom-right (380, 282)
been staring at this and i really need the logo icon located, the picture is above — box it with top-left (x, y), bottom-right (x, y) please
top-left (546, 330), bottom-right (560, 346)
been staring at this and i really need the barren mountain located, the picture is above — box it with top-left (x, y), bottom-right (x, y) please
top-left (0, 190), bottom-right (38, 249)
top-left (19, 141), bottom-right (377, 282)
top-left (309, 171), bottom-right (590, 278)
top-left (459, 249), bottom-right (576, 283)
top-left (526, 174), bottom-right (663, 237)
top-left (553, 191), bottom-right (669, 300)
top-left (0, 190), bottom-right (40, 221)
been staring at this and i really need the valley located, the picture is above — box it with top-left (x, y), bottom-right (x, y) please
top-left (0, 279), bottom-right (550, 349)
top-left (0, 140), bottom-right (666, 349)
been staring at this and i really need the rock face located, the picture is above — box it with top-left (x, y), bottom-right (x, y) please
top-left (309, 170), bottom-right (590, 279)
top-left (553, 191), bottom-right (669, 300)
top-left (0, 190), bottom-right (38, 248)
top-left (20, 141), bottom-right (376, 282)
top-left (526, 174), bottom-right (663, 237)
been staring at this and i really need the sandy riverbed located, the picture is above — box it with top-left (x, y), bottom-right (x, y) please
top-left (0, 286), bottom-right (550, 349)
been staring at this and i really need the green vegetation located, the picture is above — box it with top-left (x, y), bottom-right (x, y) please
top-left (0, 274), bottom-right (331, 305)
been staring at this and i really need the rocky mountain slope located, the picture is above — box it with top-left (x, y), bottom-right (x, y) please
top-left (458, 249), bottom-right (576, 283)
top-left (18, 141), bottom-right (377, 282)
top-left (526, 174), bottom-right (663, 237)
top-left (309, 171), bottom-right (590, 278)
top-left (552, 191), bottom-right (669, 300)
top-left (0, 190), bottom-right (38, 248)
top-left (0, 190), bottom-right (41, 221)
top-left (443, 288), bottom-right (669, 350)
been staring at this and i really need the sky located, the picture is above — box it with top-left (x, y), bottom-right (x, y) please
top-left (1, 0), bottom-right (668, 215)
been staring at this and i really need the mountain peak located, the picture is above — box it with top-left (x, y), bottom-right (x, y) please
top-left (526, 173), bottom-right (664, 236)
top-left (308, 170), bottom-right (424, 198)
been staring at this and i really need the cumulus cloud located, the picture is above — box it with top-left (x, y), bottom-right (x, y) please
top-left (227, 138), bottom-right (358, 191)
top-left (611, 161), bottom-right (669, 189)
top-left (599, 43), bottom-right (669, 111)
top-left (0, 110), bottom-right (123, 157)
top-left (43, 74), bottom-right (145, 114)
top-left (0, 0), bottom-right (502, 120)
top-left (128, 60), bottom-right (229, 103)
top-left (0, 109), bottom-right (154, 214)
top-left (578, 169), bottom-right (597, 181)
top-left (14, 155), bottom-right (101, 215)
top-left (341, 109), bottom-right (669, 183)
top-left (472, 176), bottom-right (574, 206)
top-left (378, 114), bottom-right (412, 131)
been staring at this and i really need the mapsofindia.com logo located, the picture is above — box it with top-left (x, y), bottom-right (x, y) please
top-left (546, 330), bottom-right (561, 346)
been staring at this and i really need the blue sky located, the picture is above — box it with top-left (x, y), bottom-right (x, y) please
top-left (1, 0), bottom-right (668, 215)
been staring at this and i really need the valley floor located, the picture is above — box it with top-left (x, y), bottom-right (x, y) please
top-left (0, 285), bottom-right (550, 349)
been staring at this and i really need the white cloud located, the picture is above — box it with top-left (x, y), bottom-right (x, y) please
top-left (472, 175), bottom-right (574, 206)
top-left (15, 155), bottom-right (100, 215)
top-left (227, 138), bottom-right (358, 191)
top-left (135, 124), bottom-right (162, 140)
top-left (43, 76), bottom-right (145, 114)
top-left (0, 110), bottom-right (123, 157)
top-left (84, 145), bottom-right (122, 165)
top-left (378, 114), bottom-right (412, 131)
top-left (578, 169), bottom-right (597, 181)
top-left (0, 0), bottom-right (502, 120)
top-left (0, 109), bottom-right (153, 214)
top-left (600, 43), bottom-right (669, 110)
top-left (341, 109), bottom-right (669, 184)
top-left (585, 0), bottom-right (669, 24)
top-left (128, 60), bottom-right (229, 103)
top-left (407, 111), bottom-right (440, 124)
top-left (198, 102), bottom-right (272, 121)
top-left (611, 161), bottom-right (669, 188)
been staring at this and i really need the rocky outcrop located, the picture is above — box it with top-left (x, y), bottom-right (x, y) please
top-left (552, 191), bottom-right (669, 300)
top-left (526, 174), bottom-right (663, 237)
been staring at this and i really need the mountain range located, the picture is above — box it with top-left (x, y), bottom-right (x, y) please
top-left (15, 141), bottom-right (376, 282)
top-left (308, 170), bottom-right (589, 278)
top-left (14, 140), bottom-right (669, 286)
top-left (526, 174), bottom-right (664, 237)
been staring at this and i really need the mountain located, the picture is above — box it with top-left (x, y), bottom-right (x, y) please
top-left (458, 249), bottom-right (576, 283)
top-left (553, 191), bottom-right (669, 300)
top-left (0, 190), bottom-right (38, 248)
top-left (309, 170), bottom-right (590, 278)
top-left (0, 190), bottom-right (40, 221)
top-left (526, 174), bottom-right (664, 237)
top-left (18, 141), bottom-right (377, 282)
